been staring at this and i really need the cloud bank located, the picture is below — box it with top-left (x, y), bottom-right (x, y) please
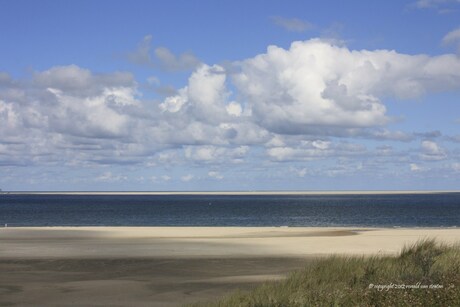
top-left (2, 39), bottom-right (460, 180)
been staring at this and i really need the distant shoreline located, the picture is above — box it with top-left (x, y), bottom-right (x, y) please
top-left (1, 190), bottom-right (460, 195)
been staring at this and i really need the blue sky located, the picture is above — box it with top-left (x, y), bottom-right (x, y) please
top-left (1, 0), bottom-right (460, 191)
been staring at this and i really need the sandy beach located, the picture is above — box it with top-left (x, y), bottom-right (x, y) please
top-left (1, 227), bottom-right (459, 306)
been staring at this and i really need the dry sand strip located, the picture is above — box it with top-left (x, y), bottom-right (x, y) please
top-left (1, 227), bottom-right (459, 258)
top-left (1, 227), bottom-right (459, 307)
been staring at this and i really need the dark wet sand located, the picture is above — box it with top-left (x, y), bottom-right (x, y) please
top-left (0, 257), bottom-right (310, 307)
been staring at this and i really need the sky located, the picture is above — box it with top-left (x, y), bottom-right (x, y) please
top-left (1, 0), bottom-right (460, 191)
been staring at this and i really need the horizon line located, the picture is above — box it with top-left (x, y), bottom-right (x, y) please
top-left (1, 190), bottom-right (460, 195)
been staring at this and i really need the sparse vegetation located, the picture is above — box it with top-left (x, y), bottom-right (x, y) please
top-left (190, 239), bottom-right (460, 307)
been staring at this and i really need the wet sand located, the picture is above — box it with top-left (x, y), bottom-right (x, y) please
top-left (0, 257), bottom-right (310, 307)
top-left (1, 227), bottom-right (459, 306)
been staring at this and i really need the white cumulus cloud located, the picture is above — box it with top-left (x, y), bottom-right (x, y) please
top-left (231, 39), bottom-right (460, 135)
top-left (420, 140), bottom-right (447, 160)
top-left (442, 27), bottom-right (460, 52)
top-left (443, 27), bottom-right (460, 45)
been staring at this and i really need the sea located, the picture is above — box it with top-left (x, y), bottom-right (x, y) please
top-left (0, 193), bottom-right (459, 227)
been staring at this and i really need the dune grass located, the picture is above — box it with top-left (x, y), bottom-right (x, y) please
top-left (190, 239), bottom-right (460, 307)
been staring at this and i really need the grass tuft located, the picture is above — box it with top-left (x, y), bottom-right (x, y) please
top-left (189, 239), bottom-right (460, 307)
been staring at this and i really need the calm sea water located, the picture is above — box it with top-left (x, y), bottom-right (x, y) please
top-left (0, 193), bottom-right (459, 227)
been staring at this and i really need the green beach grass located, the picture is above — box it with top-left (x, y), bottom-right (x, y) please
top-left (191, 239), bottom-right (460, 307)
